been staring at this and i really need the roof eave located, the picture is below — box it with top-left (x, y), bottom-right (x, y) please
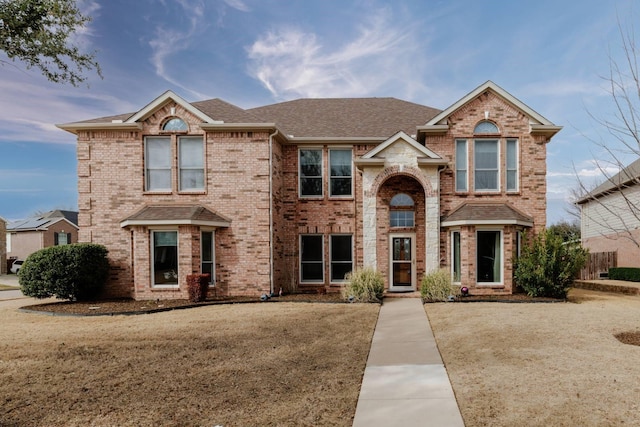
top-left (199, 122), bottom-right (277, 131)
top-left (120, 219), bottom-right (231, 228)
top-left (56, 122), bottom-right (143, 135)
top-left (530, 124), bottom-right (563, 138)
top-left (416, 124), bottom-right (449, 135)
top-left (441, 219), bottom-right (534, 227)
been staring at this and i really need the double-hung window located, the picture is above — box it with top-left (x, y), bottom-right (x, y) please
top-left (330, 235), bottom-right (353, 282)
top-left (299, 149), bottom-right (323, 197)
top-left (201, 231), bottom-right (215, 285)
top-left (300, 235), bottom-right (323, 282)
top-left (145, 137), bottom-right (171, 191)
top-left (152, 230), bottom-right (179, 287)
top-left (455, 139), bottom-right (467, 192)
top-left (179, 136), bottom-right (205, 191)
top-left (474, 140), bottom-right (499, 191)
top-left (506, 139), bottom-right (518, 192)
top-left (390, 193), bottom-right (415, 227)
top-left (329, 149), bottom-right (352, 197)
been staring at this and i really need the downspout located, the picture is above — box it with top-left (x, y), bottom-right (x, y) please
top-left (268, 128), bottom-right (279, 295)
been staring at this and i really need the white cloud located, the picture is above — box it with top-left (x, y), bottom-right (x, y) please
top-left (246, 8), bottom-right (426, 100)
top-left (223, 0), bottom-right (250, 12)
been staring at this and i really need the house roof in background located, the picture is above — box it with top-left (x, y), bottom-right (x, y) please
top-left (442, 203), bottom-right (534, 227)
top-left (7, 210), bottom-right (79, 231)
top-left (576, 157), bottom-right (640, 204)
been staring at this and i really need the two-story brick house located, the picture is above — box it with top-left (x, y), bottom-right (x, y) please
top-left (58, 81), bottom-right (561, 300)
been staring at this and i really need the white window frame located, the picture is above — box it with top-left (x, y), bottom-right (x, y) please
top-left (201, 230), bottom-right (215, 286)
top-left (506, 138), bottom-right (519, 192)
top-left (474, 139), bottom-right (500, 192)
top-left (178, 136), bottom-right (205, 192)
top-left (329, 148), bottom-right (353, 198)
top-left (455, 139), bottom-right (468, 192)
top-left (330, 234), bottom-right (353, 283)
top-left (151, 230), bottom-right (179, 288)
top-left (476, 228), bottom-right (504, 285)
top-left (300, 234), bottom-right (324, 283)
top-left (451, 230), bottom-right (461, 283)
top-left (145, 136), bottom-right (172, 192)
top-left (299, 148), bottom-right (323, 198)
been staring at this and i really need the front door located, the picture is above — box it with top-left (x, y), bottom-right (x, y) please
top-left (389, 234), bottom-right (416, 291)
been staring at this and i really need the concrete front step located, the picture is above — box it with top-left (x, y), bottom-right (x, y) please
top-left (384, 291), bottom-right (421, 298)
top-left (573, 279), bottom-right (640, 295)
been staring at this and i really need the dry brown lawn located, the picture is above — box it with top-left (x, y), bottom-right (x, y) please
top-left (426, 288), bottom-right (640, 426)
top-left (0, 298), bottom-right (379, 426)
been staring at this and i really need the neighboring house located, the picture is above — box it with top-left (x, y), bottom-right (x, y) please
top-left (577, 158), bottom-right (640, 267)
top-left (6, 210), bottom-right (79, 260)
top-left (0, 216), bottom-right (6, 274)
top-left (57, 81), bottom-right (561, 300)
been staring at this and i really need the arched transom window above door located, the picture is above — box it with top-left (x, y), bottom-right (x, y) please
top-left (390, 193), bottom-right (415, 227)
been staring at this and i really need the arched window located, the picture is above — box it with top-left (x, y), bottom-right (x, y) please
top-left (162, 117), bottom-right (188, 131)
top-left (390, 193), bottom-right (415, 227)
top-left (474, 120), bottom-right (499, 134)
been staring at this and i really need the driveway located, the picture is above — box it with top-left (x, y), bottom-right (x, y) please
top-left (0, 274), bottom-right (24, 301)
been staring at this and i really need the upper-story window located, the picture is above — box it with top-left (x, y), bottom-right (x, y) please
top-left (163, 117), bottom-right (188, 131)
top-left (329, 149), bottom-right (352, 197)
top-left (390, 193), bottom-right (415, 227)
top-left (178, 136), bottom-right (205, 191)
top-left (474, 121), bottom-right (499, 134)
top-left (145, 136), bottom-right (172, 191)
top-left (474, 139), bottom-right (499, 191)
top-left (506, 139), bottom-right (518, 192)
top-left (455, 139), bottom-right (468, 192)
top-left (299, 149), bottom-right (323, 197)
top-left (144, 134), bottom-right (205, 192)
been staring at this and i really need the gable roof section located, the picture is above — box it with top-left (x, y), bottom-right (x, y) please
top-left (126, 90), bottom-right (219, 124)
top-left (576, 158), bottom-right (640, 204)
top-left (248, 98), bottom-right (441, 139)
top-left (418, 81), bottom-right (562, 137)
top-left (355, 131), bottom-right (446, 167)
top-left (441, 203), bottom-right (533, 227)
top-left (120, 205), bottom-right (231, 228)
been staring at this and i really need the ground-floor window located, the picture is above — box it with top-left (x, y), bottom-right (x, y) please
top-left (330, 234), bottom-right (353, 282)
top-left (477, 230), bottom-right (502, 283)
top-left (152, 230), bottom-right (178, 286)
top-left (452, 231), bottom-right (461, 282)
top-left (201, 231), bottom-right (215, 284)
top-left (300, 235), bottom-right (323, 282)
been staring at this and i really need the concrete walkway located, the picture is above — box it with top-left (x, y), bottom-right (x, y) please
top-left (353, 297), bottom-right (465, 427)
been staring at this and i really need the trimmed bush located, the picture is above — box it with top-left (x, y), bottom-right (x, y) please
top-left (421, 268), bottom-right (459, 302)
top-left (514, 230), bottom-right (588, 298)
top-left (186, 274), bottom-right (210, 302)
top-left (20, 244), bottom-right (109, 301)
top-left (341, 267), bottom-right (384, 303)
top-left (609, 267), bottom-right (640, 282)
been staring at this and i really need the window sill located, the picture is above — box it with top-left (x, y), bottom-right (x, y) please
top-left (299, 196), bottom-right (324, 200)
top-left (151, 285), bottom-right (180, 290)
top-left (328, 196), bottom-right (354, 201)
top-left (178, 190), bottom-right (206, 195)
top-left (144, 191), bottom-right (173, 195)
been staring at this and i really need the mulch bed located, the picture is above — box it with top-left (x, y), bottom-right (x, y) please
top-left (21, 293), bottom-right (346, 316)
top-left (614, 331), bottom-right (640, 346)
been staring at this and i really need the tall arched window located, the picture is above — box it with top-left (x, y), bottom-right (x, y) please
top-left (474, 120), bottom-right (499, 134)
top-left (390, 193), bottom-right (414, 227)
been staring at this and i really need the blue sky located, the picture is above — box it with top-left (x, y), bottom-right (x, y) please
top-left (0, 0), bottom-right (637, 223)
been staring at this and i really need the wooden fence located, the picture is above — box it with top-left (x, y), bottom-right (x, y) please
top-left (579, 251), bottom-right (617, 280)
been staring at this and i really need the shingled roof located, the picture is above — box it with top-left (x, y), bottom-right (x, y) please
top-left (576, 157), bottom-right (640, 204)
top-left (442, 203), bottom-right (533, 227)
top-left (247, 98), bottom-right (441, 138)
top-left (120, 205), bottom-right (231, 228)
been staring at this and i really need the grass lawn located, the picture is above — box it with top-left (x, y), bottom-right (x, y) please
top-left (0, 299), bottom-right (379, 426)
top-left (427, 288), bottom-right (640, 426)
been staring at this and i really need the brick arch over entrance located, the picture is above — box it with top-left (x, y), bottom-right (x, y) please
top-left (366, 165), bottom-right (434, 198)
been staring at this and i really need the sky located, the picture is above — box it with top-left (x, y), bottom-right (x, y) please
top-left (0, 0), bottom-right (638, 224)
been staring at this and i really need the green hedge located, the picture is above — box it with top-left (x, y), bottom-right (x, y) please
top-left (609, 267), bottom-right (640, 282)
top-left (20, 243), bottom-right (109, 301)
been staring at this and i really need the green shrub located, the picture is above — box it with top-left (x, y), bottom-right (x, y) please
top-left (514, 230), bottom-right (588, 298)
top-left (341, 267), bottom-right (384, 303)
top-left (609, 267), bottom-right (640, 282)
top-left (20, 244), bottom-right (109, 301)
top-left (421, 268), bottom-right (459, 302)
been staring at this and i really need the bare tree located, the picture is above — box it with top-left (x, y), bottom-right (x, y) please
top-left (575, 14), bottom-right (640, 249)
